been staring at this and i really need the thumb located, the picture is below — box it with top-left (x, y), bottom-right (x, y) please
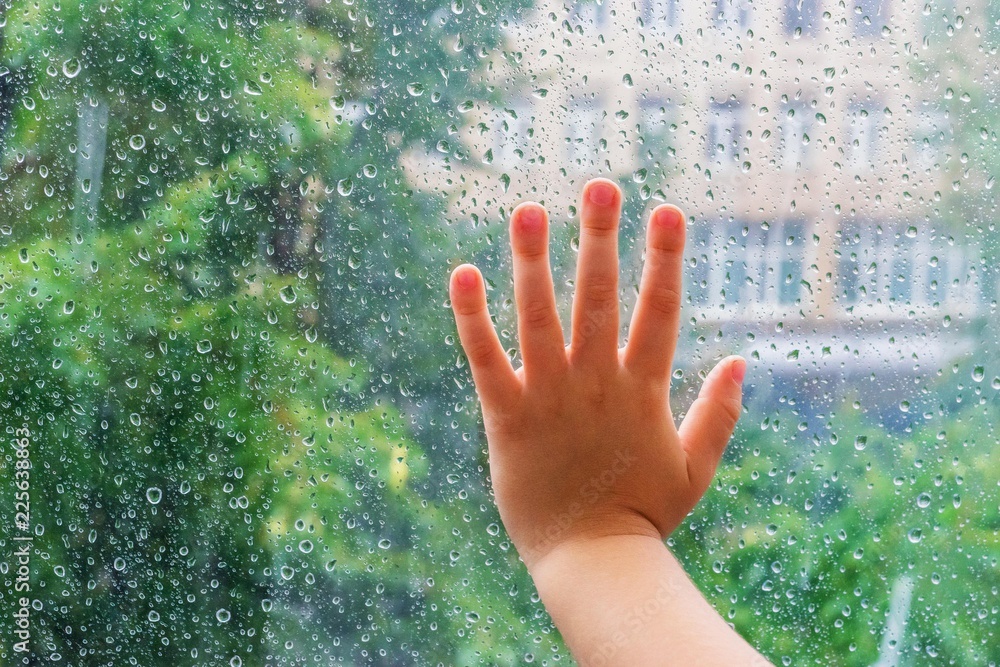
top-left (677, 355), bottom-right (746, 497)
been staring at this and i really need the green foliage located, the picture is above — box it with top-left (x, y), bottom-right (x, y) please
top-left (0, 0), bottom-right (552, 664)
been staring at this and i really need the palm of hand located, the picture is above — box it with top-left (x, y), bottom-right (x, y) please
top-left (450, 179), bottom-right (745, 567)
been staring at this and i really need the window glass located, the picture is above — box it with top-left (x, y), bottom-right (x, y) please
top-left (1, 0), bottom-right (997, 665)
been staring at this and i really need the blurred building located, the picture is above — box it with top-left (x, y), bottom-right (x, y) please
top-left (424, 0), bottom-right (990, 386)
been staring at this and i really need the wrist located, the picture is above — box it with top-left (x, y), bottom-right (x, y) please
top-left (520, 516), bottom-right (665, 578)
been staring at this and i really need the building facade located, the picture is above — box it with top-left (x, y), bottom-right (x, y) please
top-left (425, 0), bottom-right (990, 382)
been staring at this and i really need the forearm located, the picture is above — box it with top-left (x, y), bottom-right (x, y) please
top-left (529, 534), bottom-right (771, 667)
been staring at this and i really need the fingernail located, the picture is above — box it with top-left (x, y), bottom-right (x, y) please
top-left (587, 180), bottom-right (617, 206)
top-left (455, 268), bottom-right (477, 290)
top-left (516, 204), bottom-right (545, 233)
top-left (655, 205), bottom-right (684, 230)
top-left (731, 358), bottom-right (747, 384)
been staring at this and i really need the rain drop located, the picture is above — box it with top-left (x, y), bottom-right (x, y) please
top-left (62, 58), bottom-right (82, 78)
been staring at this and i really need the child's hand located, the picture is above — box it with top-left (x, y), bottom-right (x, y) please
top-left (449, 178), bottom-right (746, 569)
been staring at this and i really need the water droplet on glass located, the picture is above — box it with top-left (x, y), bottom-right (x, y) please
top-left (63, 300), bottom-right (75, 315)
top-left (406, 82), bottom-right (425, 97)
top-left (854, 435), bottom-right (867, 451)
top-left (243, 80), bottom-right (263, 96)
top-left (216, 609), bottom-right (231, 623)
top-left (129, 135), bottom-right (146, 150)
top-left (279, 285), bottom-right (297, 304)
top-left (972, 366), bottom-right (985, 382)
top-left (146, 487), bottom-right (162, 505)
top-left (62, 58), bottom-right (81, 78)
top-left (337, 178), bottom-right (353, 196)
top-left (196, 340), bottom-right (213, 354)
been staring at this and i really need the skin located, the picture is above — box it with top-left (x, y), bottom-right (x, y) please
top-left (449, 178), bottom-right (771, 666)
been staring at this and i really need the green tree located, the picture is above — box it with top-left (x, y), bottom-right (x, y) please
top-left (0, 0), bottom-right (553, 664)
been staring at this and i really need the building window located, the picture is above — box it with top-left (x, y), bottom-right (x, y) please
top-left (913, 110), bottom-right (950, 171)
top-left (643, 0), bottom-right (681, 30)
top-left (920, 0), bottom-right (957, 43)
top-left (775, 221), bottom-right (806, 305)
top-left (566, 97), bottom-right (603, 172)
top-left (638, 97), bottom-right (676, 160)
top-left (890, 254), bottom-right (912, 304)
top-left (784, 0), bottom-right (821, 36)
top-left (685, 223), bottom-right (713, 306)
top-left (491, 100), bottom-right (531, 170)
top-left (854, 0), bottom-right (887, 37)
top-left (779, 100), bottom-right (813, 171)
top-left (571, 0), bottom-right (609, 28)
top-left (845, 101), bottom-right (882, 170)
top-left (714, 0), bottom-right (753, 34)
top-left (743, 220), bottom-right (806, 306)
top-left (722, 230), bottom-right (749, 307)
top-left (706, 100), bottom-right (743, 169)
top-left (838, 221), bottom-right (926, 306)
top-left (837, 224), bottom-right (870, 305)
